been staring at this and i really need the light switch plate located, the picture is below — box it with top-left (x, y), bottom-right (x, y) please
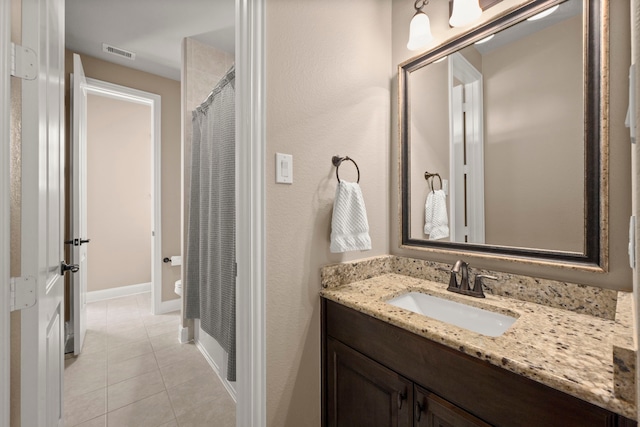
top-left (276, 153), bottom-right (293, 184)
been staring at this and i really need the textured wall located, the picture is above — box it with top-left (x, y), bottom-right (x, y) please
top-left (86, 94), bottom-right (152, 291)
top-left (64, 51), bottom-right (182, 302)
top-left (391, 0), bottom-right (633, 290)
top-left (265, 0), bottom-right (392, 425)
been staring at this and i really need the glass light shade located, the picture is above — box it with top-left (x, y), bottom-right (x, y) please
top-left (407, 12), bottom-right (434, 51)
top-left (449, 0), bottom-right (482, 27)
top-left (475, 34), bottom-right (494, 45)
top-left (527, 5), bottom-right (559, 21)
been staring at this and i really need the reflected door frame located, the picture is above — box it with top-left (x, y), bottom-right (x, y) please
top-left (448, 52), bottom-right (486, 244)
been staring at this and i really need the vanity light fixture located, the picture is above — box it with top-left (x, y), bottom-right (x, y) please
top-left (407, 0), bottom-right (434, 51)
top-left (527, 4), bottom-right (559, 21)
top-left (449, 0), bottom-right (482, 27)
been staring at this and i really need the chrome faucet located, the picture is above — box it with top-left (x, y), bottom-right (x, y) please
top-left (446, 260), bottom-right (497, 298)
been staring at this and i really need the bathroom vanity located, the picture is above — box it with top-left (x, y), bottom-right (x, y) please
top-left (326, 0), bottom-right (636, 424)
top-left (320, 258), bottom-right (637, 427)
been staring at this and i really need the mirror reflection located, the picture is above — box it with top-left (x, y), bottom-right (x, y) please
top-left (406, 0), bottom-right (586, 254)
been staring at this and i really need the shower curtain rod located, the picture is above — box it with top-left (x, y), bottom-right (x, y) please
top-left (197, 66), bottom-right (236, 111)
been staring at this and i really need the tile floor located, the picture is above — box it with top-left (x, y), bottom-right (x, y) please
top-left (64, 292), bottom-right (236, 427)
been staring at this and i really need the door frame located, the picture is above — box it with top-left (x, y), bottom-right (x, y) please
top-left (236, 0), bottom-right (266, 425)
top-left (448, 52), bottom-right (486, 244)
top-left (0, 0), bottom-right (11, 424)
top-left (632, 1), bottom-right (640, 422)
top-left (0, 0), bottom-right (268, 423)
top-left (70, 53), bottom-right (88, 355)
top-left (81, 77), bottom-right (163, 315)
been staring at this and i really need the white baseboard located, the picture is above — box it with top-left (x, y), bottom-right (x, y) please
top-left (157, 297), bottom-right (181, 314)
top-left (86, 282), bottom-right (151, 303)
top-left (195, 339), bottom-right (237, 403)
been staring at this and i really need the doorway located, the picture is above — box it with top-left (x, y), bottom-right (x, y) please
top-left (2, 2), bottom-right (266, 425)
top-left (80, 78), bottom-right (162, 314)
top-left (448, 52), bottom-right (486, 244)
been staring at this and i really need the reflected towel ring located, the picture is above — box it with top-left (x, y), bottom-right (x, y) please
top-left (424, 172), bottom-right (442, 192)
top-left (332, 155), bottom-right (360, 183)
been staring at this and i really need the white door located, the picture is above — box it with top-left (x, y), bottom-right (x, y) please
top-left (450, 84), bottom-right (466, 243)
top-left (1, 1), bottom-right (12, 425)
top-left (448, 53), bottom-right (486, 245)
top-left (20, 0), bottom-right (66, 425)
top-left (71, 53), bottom-right (88, 355)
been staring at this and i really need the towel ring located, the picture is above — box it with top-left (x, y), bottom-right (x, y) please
top-left (424, 172), bottom-right (442, 191)
top-left (332, 155), bottom-right (360, 183)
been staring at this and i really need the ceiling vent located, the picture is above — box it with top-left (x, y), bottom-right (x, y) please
top-left (102, 43), bottom-right (136, 61)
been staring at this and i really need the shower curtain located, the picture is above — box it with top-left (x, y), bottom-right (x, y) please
top-left (185, 66), bottom-right (236, 381)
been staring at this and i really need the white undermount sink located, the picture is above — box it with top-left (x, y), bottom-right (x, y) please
top-left (386, 292), bottom-right (517, 337)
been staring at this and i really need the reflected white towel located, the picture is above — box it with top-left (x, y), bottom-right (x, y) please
top-left (330, 181), bottom-right (372, 253)
top-left (424, 190), bottom-right (449, 240)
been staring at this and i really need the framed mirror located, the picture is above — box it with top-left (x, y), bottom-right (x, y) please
top-left (399, 0), bottom-right (608, 269)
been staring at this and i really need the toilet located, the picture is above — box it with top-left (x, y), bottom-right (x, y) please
top-left (174, 279), bottom-right (182, 296)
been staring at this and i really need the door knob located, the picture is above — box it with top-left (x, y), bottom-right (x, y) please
top-left (60, 262), bottom-right (80, 275)
top-left (79, 238), bottom-right (90, 245)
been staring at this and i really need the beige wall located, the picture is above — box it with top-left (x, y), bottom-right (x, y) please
top-left (409, 60), bottom-right (450, 240)
top-left (391, 0), bottom-right (633, 290)
top-left (64, 51), bottom-right (182, 302)
top-left (86, 94), bottom-right (152, 291)
top-left (483, 15), bottom-right (583, 251)
top-left (181, 37), bottom-right (234, 327)
top-left (266, 0), bottom-right (391, 425)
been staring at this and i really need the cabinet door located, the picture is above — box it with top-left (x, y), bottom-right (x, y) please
top-left (327, 338), bottom-right (413, 427)
top-left (415, 385), bottom-right (492, 427)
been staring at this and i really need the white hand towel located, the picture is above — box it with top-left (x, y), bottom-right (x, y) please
top-left (424, 191), bottom-right (434, 235)
top-left (330, 181), bottom-right (372, 253)
top-left (424, 189), bottom-right (449, 240)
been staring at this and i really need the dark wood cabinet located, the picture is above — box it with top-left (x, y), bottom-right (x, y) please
top-left (415, 385), bottom-right (491, 427)
top-left (327, 338), bottom-right (413, 426)
top-left (322, 298), bottom-right (637, 427)
top-left (327, 334), bottom-right (493, 427)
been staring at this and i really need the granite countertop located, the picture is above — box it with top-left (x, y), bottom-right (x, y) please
top-left (320, 272), bottom-right (636, 420)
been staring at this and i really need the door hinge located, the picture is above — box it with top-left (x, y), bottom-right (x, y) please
top-left (626, 63), bottom-right (636, 144)
top-left (10, 276), bottom-right (37, 311)
top-left (234, 262), bottom-right (238, 278)
top-left (10, 43), bottom-right (37, 81)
